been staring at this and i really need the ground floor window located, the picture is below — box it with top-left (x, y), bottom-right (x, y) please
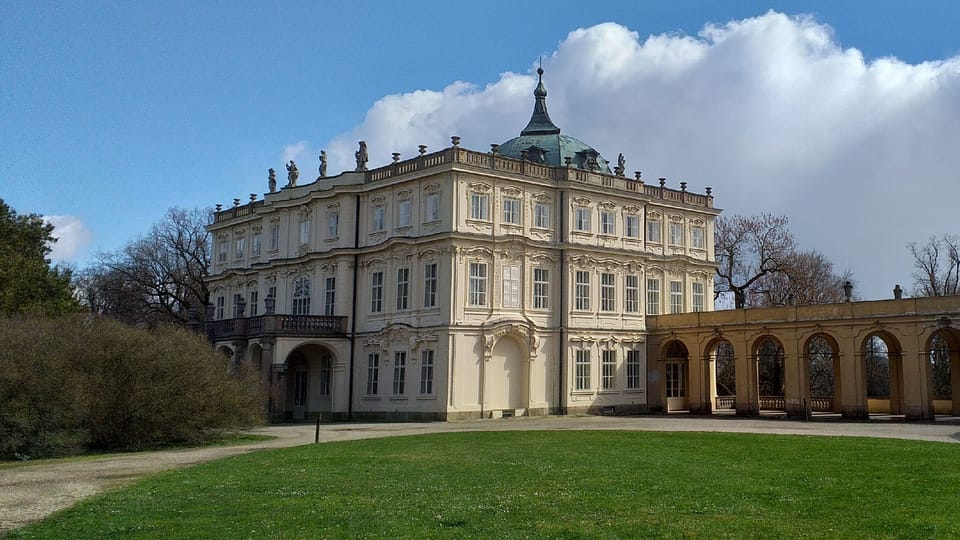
top-left (420, 350), bottom-right (434, 395)
top-left (601, 350), bottom-right (616, 390)
top-left (293, 371), bottom-right (308, 406)
top-left (575, 349), bottom-right (591, 390)
top-left (366, 353), bottom-right (379, 395)
top-left (319, 357), bottom-right (331, 396)
top-left (666, 362), bottom-right (685, 398)
top-left (626, 350), bottom-right (642, 389)
top-left (393, 352), bottom-right (406, 395)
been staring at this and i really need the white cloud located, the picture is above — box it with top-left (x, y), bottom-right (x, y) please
top-left (44, 215), bottom-right (93, 263)
top-left (282, 141), bottom-right (309, 163)
top-left (318, 11), bottom-right (960, 300)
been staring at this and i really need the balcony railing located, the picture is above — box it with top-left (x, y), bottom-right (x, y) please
top-left (207, 314), bottom-right (348, 341)
top-left (715, 396), bottom-right (834, 412)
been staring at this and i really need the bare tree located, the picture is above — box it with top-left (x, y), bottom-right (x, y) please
top-left (908, 234), bottom-right (959, 297)
top-left (753, 250), bottom-right (853, 307)
top-left (80, 207), bottom-right (211, 326)
top-left (714, 214), bottom-right (796, 309)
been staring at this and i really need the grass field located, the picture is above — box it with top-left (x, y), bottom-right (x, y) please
top-left (9, 431), bottom-right (960, 539)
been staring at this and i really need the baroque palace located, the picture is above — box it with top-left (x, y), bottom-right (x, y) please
top-left (206, 70), bottom-right (960, 422)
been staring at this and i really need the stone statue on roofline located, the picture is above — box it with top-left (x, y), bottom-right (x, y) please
top-left (614, 153), bottom-right (626, 176)
top-left (268, 168), bottom-right (277, 193)
top-left (319, 150), bottom-right (328, 178)
top-left (286, 160), bottom-right (299, 187)
top-left (355, 141), bottom-right (368, 171)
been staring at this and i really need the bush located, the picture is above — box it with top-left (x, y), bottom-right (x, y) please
top-left (0, 315), bottom-right (264, 459)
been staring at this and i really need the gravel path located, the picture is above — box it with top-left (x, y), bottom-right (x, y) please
top-left (3, 415), bottom-right (959, 535)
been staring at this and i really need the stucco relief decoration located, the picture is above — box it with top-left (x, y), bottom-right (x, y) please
top-left (937, 317), bottom-right (952, 328)
top-left (396, 189), bottom-right (412, 200)
top-left (284, 263), bottom-right (314, 277)
top-left (623, 334), bottom-right (646, 346)
top-left (529, 251), bottom-right (556, 264)
top-left (263, 273), bottom-right (277, 285)
top-left (327, 202), bottom-right (340, 211)
top-left (669, 215), bottom-right (684, 223)
top-left (648, 211), bottom-right (662, 220)
top-left (319, 262), bottom-right (338, 274)
top-left (458, 245), bottom-right (493, 261)
top-left (571, 196), bottom-right (591, 207)
top-left (691, 218), bottom-right (705, 226)
top-left (251, 224), bottom-right (262, 233)
top-left (270, 216), bottom-right (280, 226)
top-left (599, 201), bottom-right (617, 211)
top-left (501, 186), bottom-right (522, 197)
top-left (600, 336), bottom-right (619, 350)
top-left (623, 205), bottom-right (641, 215)
top-left (468, 182), bottom-right (491, 193)
top-left (359, 256), bottom-right (384, 269)
top-left (483, 323), bottom-right (536, 361)
top-left (370, 194), bottom-right (386, 205)
top-left (531, 192), bottom-right (551, 202)
top-left (423, 183), bottom-right (441, 194)
top-left (298, 204), bottom-right (312, 218)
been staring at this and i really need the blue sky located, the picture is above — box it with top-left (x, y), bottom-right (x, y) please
top-left (2, 1), bottom-right (959, 300)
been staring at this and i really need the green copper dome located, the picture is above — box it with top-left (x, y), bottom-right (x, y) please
top-left (497, 68), bottom-right (611, 173)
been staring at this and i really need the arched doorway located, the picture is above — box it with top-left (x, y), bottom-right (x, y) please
top-left (755, 337), bottom-right (785, 412)
top-left (663, 340), bottom-right (689, 412)
top-left (862, 332), bottom-right (904, 416)
top-left (709, 339), bottom-right (735, 412)
top-left (927, 329), bottom-right (960, 416)
top-left (805, 334), bottom-right (840, 414)
top-left (284, 344), bottom-right (335, 421)
top-left (486, 336), bottom-right (527, 414)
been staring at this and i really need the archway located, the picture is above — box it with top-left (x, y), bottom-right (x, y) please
top-left (487, 336), bottom-right (527, 414)
top-left (927, 329), bottom-right (960, 416)
top-left (862, 332), bottom-right (904, 416)
top-left (284, 343), bottom-right (335, 421)
top-left (663, 340), bottom-right (689, 412)
top-left (804, 334), bottom-right (840, 414)
top-left (709, 339), bottom-right (735, 412)
top-left (755, 337), bottom-right (785, 412)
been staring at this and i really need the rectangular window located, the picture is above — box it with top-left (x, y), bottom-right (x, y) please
top-left (575, 349), bottom-right (591, 391)
top-left (625, 275), bottom-right (639, 313)
top-left (218, 240), bottom-right (228, 263)
top-left (319, 359), bottom-right (331, 396)
top-left (602, 350), bottom-right (616, 390)
top-left (692, 281), bottom-right (705, 312)
top-left (600, 211), bottom-right (615, 235)
top-left (533, 268), bottom-right (549, 309)
top-left (372, 205), bottom-right (385, 231)
top-left (267, 286), bottom-right (276, 304)
top-left (423, 263), bottom-right (437, 308)
top-left (425, 193), bottom-right (440, 222)
top-left (468, 262), bottom-right (487, 306)
top-left (669, 222), bottom-right (683, 246)
top-left (647, 219), bottom-right (662, 243)
top-left (626, 350), bottom-right (642, 389)
top-left (600, 273), bottom-right (616, 312)
top-left (370, 271), bottom-right (383, 313)
top-left (502, 265), bottom-right (520, 308)
top-left (647, 279), bottom-right (661, 315)
top-left (324, 277), bottom-right (336, 316)
top-left (534, 202), bottom-right (550, 228)
top-left (327, 211), bottom-right (339, 238)
top-left (575, 207), bottom-right (591, 232)
top-left (270, 223), bottom-right (279, 251)
top-left (249, 290), bottom-right (259, 317)
top-left (252, 233), bottom-right (262, 257)
top-left (366, 353), bottom-right (379, 395)
top-left (293, 371), bottom-right (307, 406)
top-left (299, 218), bottom-right (311, 245)
top-left (398, 199), bottom-right (412, 227)
top-left (692, 226), bottom-right (705, 249)
top-left (575, 271), bottom-right (591, 311)
top-left (625, 215), bottom-right (639, 238)
top-left (292, 277), bottom-right (311, 316)
top-left (233, 293), bottom-right (243, 317)
top-left (670, 280), bottom-right (683, 314)
top-left (420, 350), bottom-right (434, 395)
top-left (503, 197), bottom-right (521, 224)
top-left (396, 268), bottom-right (409, 311)
top-left (393, 351), bottom-right (406, 395)
top-left (235, 237), bottom-right (245, 260)
top-left (470, 192), bottom-right (489, 220)
top-left (216, 295), bottom-right (225, 319)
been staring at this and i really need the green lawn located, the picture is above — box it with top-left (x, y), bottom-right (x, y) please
top-left (10, 431), bottom-right (960, 539)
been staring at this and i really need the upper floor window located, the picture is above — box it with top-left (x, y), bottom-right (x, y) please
top-left (533, 268), bottom-right (549, 309)
top-left (270, 223), bottom-right (279, 251)
top-left (533, 202), bottom-right (550, 228)
top-left (670, 280), bottom-right (683, 314)
top-left (468, 262), bottom-right (487, 306)
top-left (470, 192), bottom-right (489, 221)
top-left (575, 207), bottom-right (591, 232)
top-left (647, 219), bottom-right (662, 243)
top-left (398, 200), bottom-right (412, 228)
top-left (235, 236), bottom-right (245, 260)
top-left (251, 232), bottom-right (262, 257)
top-left (396, 268), bottom-right (409, 311)
top-left (370, 271), bottom-right (384, 313)
top-left (503, 197), bottom-right (521, 225)
top-left (625, 274), bottom-right (640, 313)
top-left (600, 273), bottom-right (616, 311)
top-left (425, 193), bottom-right (440, 222)
top-left (669, 222), bottom-right (683, 246)
top-left (372, 205), bottom-right (385, 231)
top-left (600, 211), bottom-right (615, 235)
top-left (692, 281), bottom-right (705, 312)
top-left (299, 218), bottom-right (311, 245)
top-left (215, 295), bottom-right (225, 319)
top-left (324, 277), bottom-right (336, 316)
top-left (327, 211), bottom-right (339, 238)
top-left (502, 265), bottom-right (520, 308)
top-left (292, 276), bottom-right (311, 315)
top-left (625, 215), bottom-right (640, 238)
top-left (218, 240), bottom-right (228, 263)
top-left (423, 263), bottom-right (437, 308)
top-left (691, 226), bottom-right (705, 249)
top-left (249, 289), bottom-right (259, 316)
top-left (575, 271), bottom-right (590, 311)
top-left (646, 278), bottom-right (660, 315)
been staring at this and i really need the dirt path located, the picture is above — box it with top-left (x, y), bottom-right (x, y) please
top-left (3, 415), bottom-right (959, 535)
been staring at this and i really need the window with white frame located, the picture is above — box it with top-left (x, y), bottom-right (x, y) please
top-left (533, 268), bottom-right (549, 309)
top-left (393, 351), bottom-right (406, 395)
top-left (370, 271), bottom-right (383, 313)
top-left (468, 262), bottom-right (487, 306)
top-left (691, 226), bottom-right (705, 249)
top-left (575, 271), bottom-right (591, 310)
top-left (646, 278), bottom-right (661, 315)
top-left (647, 219), bottom-right (662, 243)
top-left (503, 197), bottom-right (521, 225)
top-left (366, 353), bottom-right (379, 395)
top-left (534, 202), bottom-right (550, 228)
top-left (396, 268), bottom-right (409, 310)
top-left (252, 232), bottom-right (261, 257)
top-left (470, 192), bottom-right (489, 221)
top-left (625, 215), bottom-right (640, 238)
top-left (292, 276), bottom-right (311, 315)
top-left (299, 217), bottom-right (311, 245)
top-left (669, 222), bottom-right (683, 246)
top-left (215, 295), bottom-right (225, 319)
top-left (600, 273), bottom-right (616, 311)
top-left (249, 289), bottom-right (259, 316)
top-left (575, 207), bottom-right (591, 232)
top-left (218, 240), bottom-right (228, 263)
top-left (324, 277), bottom-right (335, 316)
top-left (425, 193), bottom-right (440, 222)
top-left (625, 275), bottom-right (639, 313)
top-left (602, 350), bottom-right (616, 390)
top-left (293, 371), bottom-right (307, 406)
top-left (670, 280), bottom-right (683, 314)
top-left (600, 210), bottom-right (615, 235)
top-left (327, 211), bottom-right (339, 238)
top-left (319, 357), bottom-right (331, 396)
top-left (502, 265), bottom-right (520, 308)
top-left (269, 223), bottom-right (279, 251)
top-left (372, 205), bottom-right (385, 231)
top-left (420, 349), bottom-right (434, 395)
top-left (232, 293), bottom-right (243, 317)
top-left (423, 263), bottom-right (437, 308)
top-left (575, 349), bottom-right (591, 390)
top-left (626, 350), bottom-right (642, 389)
top-left (235, 236), bottom-right (245, 260)
top-left (692, 281), bottom-right (705, 312)
top-left (397, 199), bottom-right (412, 228)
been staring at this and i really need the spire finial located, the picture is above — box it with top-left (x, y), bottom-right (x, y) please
top-left (521, 63), bottom-right (560, 136)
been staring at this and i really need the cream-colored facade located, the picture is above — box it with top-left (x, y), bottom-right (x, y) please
top-left (206, 76), bottom-right (719, 420)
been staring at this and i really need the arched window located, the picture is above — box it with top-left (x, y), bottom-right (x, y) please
top-left (292, 276), bottom-right (311, 315)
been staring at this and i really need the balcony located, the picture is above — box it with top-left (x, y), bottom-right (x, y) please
top-left (207, 314), bottom-right (348, 342)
